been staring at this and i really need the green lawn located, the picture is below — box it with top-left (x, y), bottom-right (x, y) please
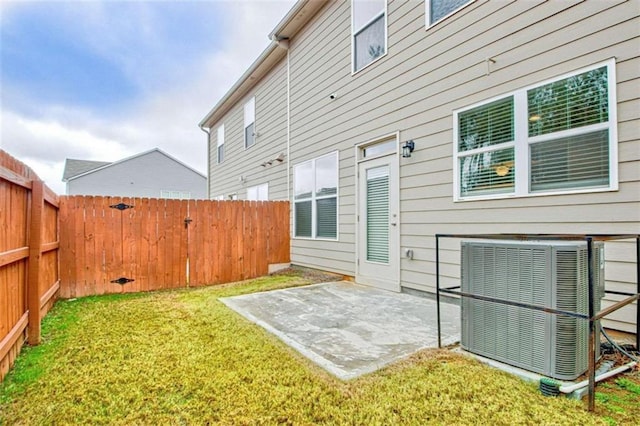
top-left (1, 270), bottom-right (637, 425)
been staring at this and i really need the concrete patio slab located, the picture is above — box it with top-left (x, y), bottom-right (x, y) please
top-left (220, 281), bottom-right (460, 380)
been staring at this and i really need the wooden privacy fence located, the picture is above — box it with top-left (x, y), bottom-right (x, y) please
top-left (1, 150), bottom-right (60, 381)
top-left (59, 196), bottom-right (290, 298)
top-left (1, 149), bottom-right (290, 383)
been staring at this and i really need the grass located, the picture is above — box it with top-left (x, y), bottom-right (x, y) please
top-left (595, 376), bottom-right (640, 425)
top-left (0, 270), bottom-right (636, 425)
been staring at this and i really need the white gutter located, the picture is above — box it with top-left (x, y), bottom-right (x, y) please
top-left (268, 0), bottom-right (311, 40)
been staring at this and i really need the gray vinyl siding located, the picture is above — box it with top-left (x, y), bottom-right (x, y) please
top-left (288, 0), bottom-right (358, 276)
top-left (66, 150), bottom-right (207, 198)
top-left (206, 0), bottom-right (639, 332)
top-left (208, 59), bottom-right (289, 201)
top-left (285, 0), bottom-right (639, 332)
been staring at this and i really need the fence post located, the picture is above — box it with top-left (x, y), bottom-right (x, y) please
top-left (27, 179), bottom-right (44, 345)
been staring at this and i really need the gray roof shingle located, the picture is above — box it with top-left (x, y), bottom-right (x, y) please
top-left (62, 159), bottom-right (112, 181)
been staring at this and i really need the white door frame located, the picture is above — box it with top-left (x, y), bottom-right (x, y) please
top-left (354, 132), bottom-right (400, 292)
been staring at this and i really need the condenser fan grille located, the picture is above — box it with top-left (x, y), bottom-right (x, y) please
top-left (461, 241), bottom-right (603, 380)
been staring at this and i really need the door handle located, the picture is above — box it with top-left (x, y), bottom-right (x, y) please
top-left (390, 222), bottom-right (397, 226)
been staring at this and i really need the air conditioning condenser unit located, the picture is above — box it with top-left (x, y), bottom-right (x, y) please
top-left (461, 240), bottom-right (604, 380)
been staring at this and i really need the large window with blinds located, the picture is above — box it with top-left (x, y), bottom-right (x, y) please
top-left (454, 60), bottom-right (617, 200)
top-left (294, 152), bottom-right (338, 239)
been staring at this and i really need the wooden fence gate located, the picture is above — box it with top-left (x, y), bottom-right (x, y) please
top-left (59, 196), bottom-right (290, 298)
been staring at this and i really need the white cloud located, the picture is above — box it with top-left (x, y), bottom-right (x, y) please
top-left (1, 110), bottom-right (134, 193)
top-left (1, 0), bottom-right (296, 195)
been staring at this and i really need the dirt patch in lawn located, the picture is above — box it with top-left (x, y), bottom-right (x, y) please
top-left (271, 265), bottom-right (347, 284)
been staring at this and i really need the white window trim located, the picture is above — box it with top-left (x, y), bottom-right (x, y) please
top-left (425, 0), bottom-right (474, 29)
top-left (452, 59), bottom-right (618, 202)
top-left (247, 182), bottom-right (269, 201)
top-left (293, 151), bottom-right (340, 241)
top-left (214, 195), bottom-right (224, 201)
top-left (353, 132), bottom-right (401, 288)
top-left (351, 0), bottom-right (388, 75)
top-left (160, 190), bottom-right (191, 200)
top-left (217, 124), bottom-right (225, 164)
top-left (244, 97), bottom-right (256, 149)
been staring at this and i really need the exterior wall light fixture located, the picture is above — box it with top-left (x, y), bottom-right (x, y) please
top-left (402, 140), bottom-right (415, 158)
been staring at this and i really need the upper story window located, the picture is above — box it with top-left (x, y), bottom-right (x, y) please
top-left (294, 151), bottom-right (339, 239)
top-left (244, 97), bottom-right (256, 149)
top-left (247, 183), bottom-right (268, 201)
top-left (453, 60), bottom-right (617, 201)
top-left (216, 124), bottom-right (225, 164)
top-left (352, 0), bottom-right (387, 73)
top-left (426, 0), bottom-right (472, 27)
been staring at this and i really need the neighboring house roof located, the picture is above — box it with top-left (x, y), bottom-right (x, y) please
top-left (62, 148), bottom-right (206, 182)
top-left (63, 159), bottom-right (112, 182)
top-left (199, 0), bottom-right (327, 129)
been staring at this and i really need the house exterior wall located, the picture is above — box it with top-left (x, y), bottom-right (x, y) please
top-left (206, 0), bottom-right (639, 332)
top-left (208, 59), bottom-right (289, 201)
top-left (67, 150), bottom-right (207, 198)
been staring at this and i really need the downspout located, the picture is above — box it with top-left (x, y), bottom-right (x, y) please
top-left (192, 124), bottom-right (211, 286)
top-left (272, 35), bottom-right (291, 201)
top-left (286, 47), bottom-right (291, 202)
top-left (199, 125), bottom-right (212, 199)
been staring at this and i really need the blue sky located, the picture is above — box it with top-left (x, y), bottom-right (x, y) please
top-left (0, 0), bottom-right (295, 193)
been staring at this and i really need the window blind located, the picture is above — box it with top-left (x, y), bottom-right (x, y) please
top-left (366, 166), bottom-right (389, 263)
top-left (295, 201), bottom-right (312, 238)
top-left (458, 96), bottom-right (513, 152)
top-left (460, 147), bottom-right (515, 196)
top-left (528, 67), bottom-right (608, 137)
top-left (530, 130), bottom-right (609, 191)
top-left (316, 198), bottom-right (337, 238)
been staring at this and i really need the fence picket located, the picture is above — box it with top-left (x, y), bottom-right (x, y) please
top-left (1, 150), bottom-right (59, 381)
top-left (2, 145), bottom-right (292, 384)
top-left (57, 196), bottom-right (289, 297)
